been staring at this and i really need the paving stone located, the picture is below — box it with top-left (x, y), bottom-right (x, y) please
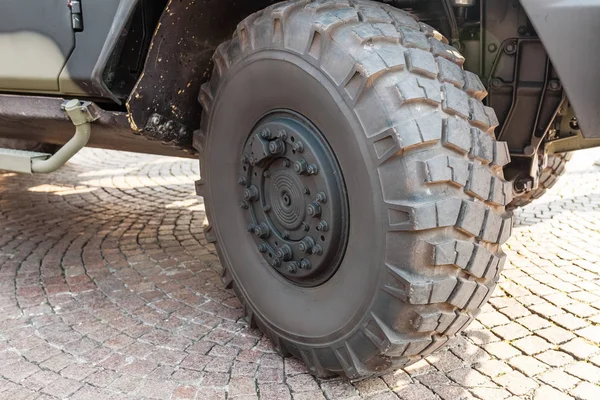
top-left (538, 369), bottom-right (580, 390)
top-left (483, 342), bottom-right (522, 360)
top-left (570, 381), bottom-right (600, 400)
top-left (533, 385), bottom-right (573, 400)
top-left (507, 355), bottom-right (549, 377)
top-left (511, 336), bottom-right (552, 355)
top-left (565, 361), bottom-right (600, 383)
top-left (536, 326), bottom-right (576, 344)
top-left (560, 338), bottom-right (600, 360)
top-left (493, 370), bottom-right (538, 396)
top-left (492, 322), bottom-right (531, 341)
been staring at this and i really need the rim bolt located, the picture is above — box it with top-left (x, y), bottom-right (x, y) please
top-left (244, 185), bottom-right (259, 201)
top-left (240, 201), bottom-right (249, 209)
top-left (307, 164), bottom-right (319, 175)
top-left (303, 186), bottom-right (310, 195)
top-left (257, 243), bottom-right (267, 253)
top-left (270, 258), bottom-right (281, 268)
top-left (311, 244), bottom-right (323, 255)
top-left (248, 156), bottom-right (256, 165)
top-left (275, 244), bottom-right (293, 261)
top-left (254, 222), bottom-right (270, 238)
top-left (260, 128), bottom-right (272, 139)
top-left (263, 205), bottom-right (271, 212)
top-left (316, 192), bottom-right (327, 203)
top-left (237, 176), bottom-right (247, 186)
top-left (292, 142), bottom-right (304, 153)
top-left (300, 259), bottom-right (312, 270)
top-left (316, 221), bottom-right (329, 232)
top-left (283, 159), bottom-right (290, 168)
top-left (294, 159), bottom-right (308, 175)
top-left (277, 130), bottom-right (287, 140)
top-left (269, 139), bottom-right (285, 155)
top-left (282, 230), bottom-right (290, 239)
top-left (299, 237), bottom-right (315, 253)
top-left (263, 170), bottom-right (271, 178)
top-left (301, 222), bottom-right (310, 232)
top-left (307, 201), bottom-right (322, 218)
top-left (247, 223), bottom-right (257, 233)
top-left (287, 262), bottom-right (298, 273)
top-left (241, 154), bottom-right (249, 164)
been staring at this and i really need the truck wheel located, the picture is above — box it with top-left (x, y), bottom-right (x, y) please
top-left (508, 152), bottom-right (572, 210)
top-left (196, 0), bottom-right (513, 379)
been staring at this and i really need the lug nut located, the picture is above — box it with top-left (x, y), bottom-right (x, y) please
top-left (277, 130), bottom-right (287, 140)
top-left (292, 142), bottom-right (304, 153)
top-left (307, 202), bottom-right (322, 218)
top-left (311, 244), bottom-right (323, 255)
top-left (241, 154), bottom-right (249, 164)
top-left (237, 176), bottom-right (247, 185)
top-left (270, 258), bottom-right (281, 268)
top-left (263, 205), bottom-right (271, 212)
top-left (276, 244), bottom-right (293, 261)
top-left (303, 186), bottom-right (310, 195)
top-left (260, 128), bottom-right (272, 139)
top-left (240, 201), bottom-right (249, 209)
top-left (307, 164), bottom-right (318, 175)
top-left (254, 222), bottom-right (270, 238)
top-left (263, 170), bottom-right (271, 178)
top-left (269, 139), bottom-right (285, 155)
top-left (287, 262), bottom-right (298, 273)
top-left (283, 159), bottom-right (291, 168)
top-left (316, 192), bottom-right (327, 203)
top-left (300, 259), bottom-right (312, 270)
top-left (247, 223), bottom-right (257, 232)
top-left (257, 243), bottom-right (267, 253)
top-left (299, 237), bottom-right (315, 253)
top-left (244, 185), bottom-right (259, 201)
top-left (294, 159), bottom-right (308, 174)
top-left (301, 222), bottom-right (310, 232)
top-left (316, 221), bottom-right (329, 232)
top-left (282, 230), bottom-right (290, 239)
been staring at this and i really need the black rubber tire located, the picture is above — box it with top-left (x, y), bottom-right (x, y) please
top-left (0, 138), bottom-right (59, 154)
top-left (508, 152), bottom-right (573, 210)
top-left (195, 0), bottom-right (513, 379)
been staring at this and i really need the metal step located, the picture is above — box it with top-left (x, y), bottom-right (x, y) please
top-left (0, 148), bottom-right (51, 174)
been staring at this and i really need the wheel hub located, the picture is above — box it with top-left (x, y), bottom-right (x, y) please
top-left (238, 111), bottom-right (348, 286)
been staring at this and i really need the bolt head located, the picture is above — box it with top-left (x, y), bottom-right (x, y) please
top-left (488, 43), bottom-right (498, 52)
top-left (316, 221), bottom-right (329, 232)
top-left (277, 130), bottom-right (287, 140)
top-left (292, 142), bottom-right (304, 153)
top-left (283, 159), bottom-right (290, 168)
top-left (246, 223), bottom-right (256, 232)
top-left (316, 192), bottom-right (327, 203)
top-left (260, 128), bottom-right (271, 139)
top-left (237, 176), bottom-right (247, 186)
top-left (263, 205), bottom-right (271, 212)
top-left (294, 159), bottom-right (308, 174)
top-left (307, 201), bottom-right (321, 218)
top-left (286, 262), bottom-right (298, 273)
top-left (240, 201), bottom-right (249, 209)
top-left (307, 164), bottom-right (318, 175)
top-left (257, 244), bottom-right (267, 253)
top-left (303, 186), bottom-right (310, 195)
top-left (270, 258), bottom-right (281, 268)
top-left (311, 244), bottom-right (323, 255)
top-left (300, 259), bottom-right (311, 270)
top-left (301, 222), bottom-right (309, 232)
top-left (282, 230), bottom-right (290, 239)
top-left (241, 154), bottom-right (249, 164)
top-left (263, 170), bottom-right (271, 178)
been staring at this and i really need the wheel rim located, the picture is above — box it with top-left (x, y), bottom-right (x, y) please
top-left (238, 110), bottom-right (349, 287)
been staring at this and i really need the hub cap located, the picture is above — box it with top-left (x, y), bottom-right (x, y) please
top-left (238, 111), bottom-right (348, 286)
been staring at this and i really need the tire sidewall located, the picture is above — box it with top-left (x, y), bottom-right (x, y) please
top-left (203, 50), bottom-right (388, 343)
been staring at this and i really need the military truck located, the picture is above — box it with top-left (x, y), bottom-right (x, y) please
top-left (1, 0), bottom-right (597, 379)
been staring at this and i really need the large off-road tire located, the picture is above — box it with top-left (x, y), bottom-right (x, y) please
top-left (508, 152), bottom-right (573, 210)
top-left (196, 0), bottom-right (514, 379)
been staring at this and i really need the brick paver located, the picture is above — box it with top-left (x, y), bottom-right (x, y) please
top-left (1, 148), bottom-right (600, 399)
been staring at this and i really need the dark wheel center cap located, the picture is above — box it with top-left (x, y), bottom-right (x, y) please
top-left (238, 111), bottom-right (349, 286)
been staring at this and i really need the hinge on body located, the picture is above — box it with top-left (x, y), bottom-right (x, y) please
top-left (68, 0), bottom-right (83, 32)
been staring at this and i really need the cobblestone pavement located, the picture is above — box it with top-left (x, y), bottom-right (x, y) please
top-left (1, 148), bottom-right (600, 400)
